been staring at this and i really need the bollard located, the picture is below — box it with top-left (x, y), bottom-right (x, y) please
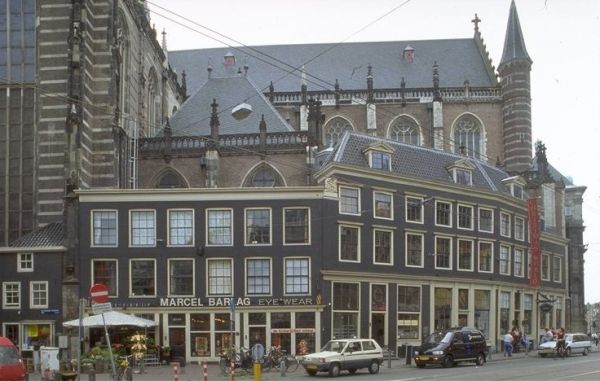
top-left (253, 360), bottom-right (261, 381)
top-left (387, 349), bottom-right (392, 368)
top-left (203, 361), bottom-right (208, 381)
top-left (172, 362), bottom-right (179, 381)
top-left (279, 357), bottom-right (286, 377)
top-left (230, 359), bottom-right (235, 381)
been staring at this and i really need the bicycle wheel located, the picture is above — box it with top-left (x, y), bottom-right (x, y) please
top-left (262, 357), bottom-right (273, 372)
top-left (219, 358), bottom-right (229, 372)
top-left (286, 356), bottom-right (299, 372)
top-left (124, 367), bottom-right (133, 381)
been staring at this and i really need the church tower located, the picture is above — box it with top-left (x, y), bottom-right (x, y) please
top-left (498, 0), bottom-right (532, 174)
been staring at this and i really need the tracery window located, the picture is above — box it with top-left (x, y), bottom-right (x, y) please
top-left (156, 171), bottom-right (186, 188)
top-left (244, 164), bottom-right (283, 187)
top-left (389, 116), bottom-right (419, 145)
top-left (454, 114), bottom-right (483, 159)
top-left (323, 117), bottom-right (352, 147)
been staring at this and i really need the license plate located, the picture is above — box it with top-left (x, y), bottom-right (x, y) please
top-left (306, 364), bottom-right (317, 370)
top-left (416, 355), bottom-right (430, 361)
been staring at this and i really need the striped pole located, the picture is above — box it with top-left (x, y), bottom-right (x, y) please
top-left (230, 359), bottom-right (235, 381)
top-left (172, 362), bottom-right (179, 381)
top-left (203, 361), bottom-right (208, 381)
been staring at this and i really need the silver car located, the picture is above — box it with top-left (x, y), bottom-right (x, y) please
top-left (538, 333), bottom-right (592, 357)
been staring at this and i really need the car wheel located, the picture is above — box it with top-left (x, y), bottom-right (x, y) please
top-left (348, 368), bottom-right (357, 374)
top-left (329, 363), bottom-right (340, 377)
top-left (442, 355), bottom-right (454, 368)
top-left (475, 352), bottom-right (485, 366)
top-left (416, 363), bottom-right (426, 369)
top-left (368, 360), bottom-right (380, 374)
top-left (566, 348), bottom-right (571, 357)
top-left (583, 348), bottom-right (588, 356)
top-left (306, 370), bottom-right (317, 377)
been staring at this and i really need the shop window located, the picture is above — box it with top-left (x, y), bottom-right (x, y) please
top-left (207, 209), bottom-right (233, 246)
top-left (22, 324), bottom-right (51, 350)
top-left (435, 201), bottom-right (452, 227)
top-left (249, 313), bottom-right (266, 349)
top-left (168, 259), bottom-right (194, 296)
top-left (371, 284), bottom-right (387, 312)
top-left (514, 248), bottom-right (524, 277)
top-left (515, 217), bottom-right (525, 241)
top-left (246, 258), bottom-right (271, 295)
top-left (457, 239), bottom-right (473, 271)
top-left (208, 259), bottom-right (233, 296)
top-left (474, 290), bottom-right (490, 338)
top-left (245, 208), bottom-right (271, 245)
top-left (435, 236), bottom-right (452, 270)
top-left (478, 242), bottom-right (493, 273)
top-left (30, 281), bottom-right (48, 309)
top-left (500, 292), bottom-right (510, 333)
top-left (434, 288), bottom-right (452, 331)
top-left (92, 210), bottom-right (118, 246)
top-left (405, 196), bottom-right (423, 223)
top-left (373, 229), bottom-right (392, 265)
top-left (2, 282), bottom-right (21, 309)
top-left (214, 313), bottom-right (233, 355)
top-left (553, 256), bottom-right (562, 283)
top-left (373, 191), bottom-right (393, 219)
top-left (284, 208), bottom-right (310, 245)
top-left (168, 209), bottom-right (194, 246)
top-left (190, 314), bottom-right (211, 357)
top-left (332, 282), bottom-right (359, 339)
top-left (284, 258), bottom-right (309, 295)
top-left (339, 225), bottom-right (360, 262)
top-left (523, 294), bottom-right (533, 335)
top-left (500, 212), bottom-right (511, 237)
top-left (499, 245), bottom-right (511, 275)
top-left (295, 312), bottom-right (316, 355)
top-left (397, 286), bottom-right (420, 339)
top-left (130, 259), bottom-right (156, 297)
top-left (92, 260), bottom-right (117, 296)
top-left (405, 232), bottom-right (423, 267)
top-left (130, 210), bottom-right (156, 246)
top-left (339, 186), bottom-right (360, 215)
top-left (271, 312), bottom-right (292, 354)
top-left (17, 252), bottom-right (33, 272)
top-left (457, 205), bottom-right (473, 230)
top-left (478, 208), bottom-right (493, 233)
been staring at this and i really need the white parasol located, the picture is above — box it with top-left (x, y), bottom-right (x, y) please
top-left (62, 310), bottom-right (157, 328)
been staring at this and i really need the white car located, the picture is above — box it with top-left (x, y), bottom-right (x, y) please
top-left (538, 333), bottom-right (592, 357)
top-left (301, 338), bottom-right (383, 377)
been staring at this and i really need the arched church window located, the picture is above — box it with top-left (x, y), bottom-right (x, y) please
top-left (323, 117), bottom-right (353, 147)
top-left (243, 164), bottom-right (284, 187)
top-left (156, 171), bottom-right (186, 188)
top-left (454, 114), bottom-right (483, 159)
top-left (389, 116), bottom-right (420, 145)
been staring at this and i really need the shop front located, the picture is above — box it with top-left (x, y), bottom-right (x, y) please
top-left (2, 321), bottom-right (55, 372)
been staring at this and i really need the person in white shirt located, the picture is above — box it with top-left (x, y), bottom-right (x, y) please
top-left (503, 331), bottom-right (514, 357)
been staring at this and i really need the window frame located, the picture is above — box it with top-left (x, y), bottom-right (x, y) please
top-left (478, 241), bottom-right (494, 273)
top-left (553, 256), bottom-right (562, 283)
top-left (500, 212), bottom-right (511, 238)
top-left (397, 285), bottom-right (421, 341)
top-left (457, 239), bottom-right (474, 272)
top-left (405, 196), bottom-right (424, 224)
top-left (2, 282), bottom-right (21, 309)
top-left (91, 259), bottom-right (118, 297)
top-left (515, 216), bottom-right (525, 241)
top-left (284, 257), bottom-right (311, 296)
top-left (30, 281), bottom-right (48, 309)
top-left (541, 253), bottom-right (550, 281)
top-left (373, 228), bottom-right (393, 266)
top-left (405, 232), bottom-right (424, 268)
top-left (167, 208), bottom-right (195, 247)
top-left (206, 208), bottom-right (234, 247)
top-left (245, 257), bottom-right (272, 296)
top-left (435, 201), bottom-right (452, 228)
top-left (283, 207), bottom-right (311, 245)
top-left (478, 207), bottom-right (494, 233)
top-left (207, 258), bottom-right (234, 297)
top-left (499, 245), bottom-right (511, 276)
top-left (514, 248), bottom-right (525, 278)
top-left (129, 209), bottom-right (156, 247)
top-left (91, 209), bottom-right (118, 247)
top-left (339, 186), bottom-right (361, 216)
top-left (339, 224), bottom-right (361, 263)
top-left (17, 252), bottom-right (33, 272)
top-left (453, 168), bottom-right (473, 186)
top-left (373, 191), bottom-right (394, 220)
top-left (369, 151), bottom-right (391, 171)
top-left (457, 204), bottom-right (474, 230)
top-left (129, 258), bottom-right (157, 297)
top-left (434, 235), bottom-right (452, 270)
top-left (244, 207), bottom-right (272, 246)
top-left (167, 258), bottom-right (195, 297)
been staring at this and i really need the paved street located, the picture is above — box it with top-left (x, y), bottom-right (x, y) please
top-left (35, 345), bottom-right (600, 381)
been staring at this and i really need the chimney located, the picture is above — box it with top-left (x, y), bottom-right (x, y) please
top-left (223, 51), bottom-right (235, 67)
top-left (403, 45), bottom-right (414, 63)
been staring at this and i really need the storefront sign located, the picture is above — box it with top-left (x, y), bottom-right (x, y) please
top-left (159, 297), bottom-right (314, 308)
top-left (271, 328), bottom-right (316, 333)
top-left (40, 309), bottom-right (60, 315)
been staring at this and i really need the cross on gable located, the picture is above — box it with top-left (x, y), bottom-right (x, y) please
top-left (472, 13), bottom-right (481, 32)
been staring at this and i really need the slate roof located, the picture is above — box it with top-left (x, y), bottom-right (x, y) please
top-left (168, 74), bottom-right (293, 136)
top-left (320, 132), bottom-right (511, 193)
top-left (9, 222), bottom-right (64, 248)
top-left (500, 0), bottom-right (531, 66)
top-left (532, 157), bottom-right (574, 186)
top-left (169, 38), bottom-right (496, 96)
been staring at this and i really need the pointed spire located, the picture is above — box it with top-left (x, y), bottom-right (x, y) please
top-left (334, 79), bottom-right (340, 109)
top-left (400, 77), bottom-right (406, 107)
top-left (181, 70), bottom-right (187, 97)
top-left (259, 114), bottom-right (266, 133)
top-left (161, 28), bottom-right (167, 51)
top-left (209, 99), bottom-right (220, 148)
top-left (207, 57), bottom-right (213, 79)
top-left (268, 81), bottom-right (274, 102)
top-left (432, 62), bottom-right (441, 102)
top-left (300, 65), bottom-right (307, 105)
top-left (367, 64), bottom-right (373, 103)
top-left (500, 0), bottom-right (532, 67)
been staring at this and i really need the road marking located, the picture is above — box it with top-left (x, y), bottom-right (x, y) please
top-left (562, 369), bottom-right (600, 379)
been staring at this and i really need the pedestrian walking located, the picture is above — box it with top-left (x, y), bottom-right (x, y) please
top-left (503, 331), bottom-right (513, 357)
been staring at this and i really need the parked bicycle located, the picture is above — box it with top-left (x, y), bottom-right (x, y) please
top-left (219, 346), bottom-right (253, 373)
top-left (115, 355), bottom-right (133, 381)
top-left (262, 346), bottom-right (298, 373)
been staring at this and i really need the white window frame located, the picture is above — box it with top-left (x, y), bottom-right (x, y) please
top-left (541, 253), bottom-right (550, 281)
top-left (478, 207), bottom-right (494, 233)
top-left (515, 216), bottom-right (525, 241)
top-left (244, 207), bottom-right (272, 246)
top-left (405, 196), bottom-right (424, 224)
top-left (373, 191), bottom-right (394, 220)
top-left (245, 257), bottom-right (272, 296)
top-left (91, 259), bottom-right (118, 297)
top-left (91, 209), bottom-right (118, 247)
top-left (30, 281), bottom-right (48, 309)
top-left (206, 258), bottom-right (234, 296)
top-left (167, 258), bottom-right (195, 297)
top-left (478, 241), bottom-right (494, 273)
top-left (284, 257), bottom-right (311, 296)
top-left (129, 209), bottom-right (156, 247)
top-left (397, 284), bottom-right (421, 341)
top-left (339, 186), bottom-right (361, 215)
top-left (435, 201), bottom-right (452, 228)
top-left (369, 151), bottom-right (391, 171)
top-left (17, 252), bottom-right (33, 272)
top-left (129, 258), bottom-right (157, 297)
top-left (373, 228), bottom-right (394, 266)
top-left (434, 235), bottom-right (452, 270)
top-left (167, 209), bottom-right (195, 247)
top-left (339, 224), bottom-right (361, 263)
top-left (405, 232), bottom-right (424, 268)
top-left (457, 239), bottom-right (474, 272)
top-left (457, 204), bottom-right (474, 230)
top-left (453, 168), bottom-right (472, 185)
top-left (2, 282), bottom-right (20, 309)
top-left (514, 248), bottom-right (524, 278)
top-left (331, 281), bottom-right (361, 339)
top-left (553, 256), bottom-right (562, 283)
top-left (499, 245), bottom-right (511, 275)
top-left (500, 212), bottom-right (511, 238)
top-left (206, 208), bottom-right (234, 247)
top-left (283, 207), bottom-right (311, 245)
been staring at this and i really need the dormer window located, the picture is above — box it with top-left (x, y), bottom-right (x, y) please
top-left (512, 184), bottom-right (524, 199)
top-left (363, 142), bottom-right (394, 171)
top-left (446, 159), bottom-right (475, 186)
top-left (501, 176), bottom-right (527, 200)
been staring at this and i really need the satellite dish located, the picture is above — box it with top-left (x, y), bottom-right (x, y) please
top-left (231, 102), bottom-right (252, 120)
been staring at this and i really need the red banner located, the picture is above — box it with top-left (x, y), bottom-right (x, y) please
top-left (528, 198), bottom-right (540, 288)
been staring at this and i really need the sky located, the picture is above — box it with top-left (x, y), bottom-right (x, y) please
top-left (147, 0), bottom-right (600, 304)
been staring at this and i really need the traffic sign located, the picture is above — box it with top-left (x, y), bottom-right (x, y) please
top-left (92, 302), bottom-right (112, 315)
top-left (90, 283), bottom-right (109, 304)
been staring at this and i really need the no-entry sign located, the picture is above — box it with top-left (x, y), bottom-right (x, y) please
top-left (90, 283), bottom-right (109, 304)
